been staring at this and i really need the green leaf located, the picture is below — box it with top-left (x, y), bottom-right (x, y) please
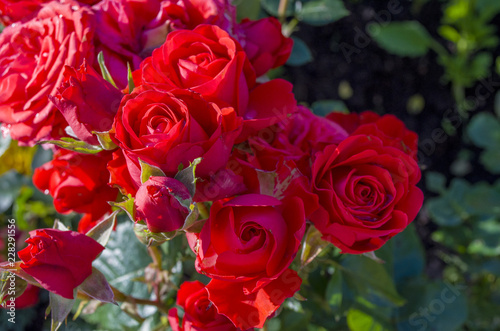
top-left (109, 194), bottom-right (135, 222)
top-left (0, 272), bottom-right (27, 305)
top-left (298, 0), bottom-right (349, 26)
top-left (98, 51), bottom-right (117, 88)
top-left (467, 112), bottom-right (500, 149)
top-left (425, 171), bottom-right (447, 194)
top-left (94, 131), bottom-right (118, 150)
top-left (300, 226), bottom-right (330, 268)
top-left (325, 268), bottom-right (342, 312)
top-left (426, 179), bottom-right (472, 226)
top-left (127, 62), bottom-right (135, 92)
top-left (369, 21), bottom-right (433, 57)
top-left (341, 255), bottom-right (405, 307)
top-left (397, 278), bottom-right (468, 331)
top-left (287, 37), bottom-right (313, 66)
top-left (79, 267), bottom-right (116, 304)
top-left (235, 0), bottom-right (261, 21)
top-left (84, 221), bottom-right (153, 330)
top-left (480, 149), bottom-right (500, 174)
top-left (49, 291), bottom-right (76, 331)
top-left (311, 100), bottom-right (348, 117)
top-left (0, 171), bottom-right (29, 213)
top-left (391, 225), bottom-right (425, 284)
top-left (85, 211), bottom-right (118, 247)
top-left (438, 25), bottom-right (461, 43)
top-left (347, 308), bottom-right (386, 331)
top-left (174, 157), bottom-right (201, 197)
top-left (495, 91), bottom-right (500, 118)
top-left (261, 0), bottom-right (295, 17)
top-left (38, 137), bottom-right (103, 154)
top-left (139, 159), bottom-right (166, 184)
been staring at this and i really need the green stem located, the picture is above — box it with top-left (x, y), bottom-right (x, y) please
top-left (278, 0), bottom-right (290, 23)
top-left (110, 285), bottom-right (170, 316)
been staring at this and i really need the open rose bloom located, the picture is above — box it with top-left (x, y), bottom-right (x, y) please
top-left (0, 1), bottom-right (423, 330)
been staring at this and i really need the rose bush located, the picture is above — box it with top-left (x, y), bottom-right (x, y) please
top-left (18, 229), bottom-right (104, 299)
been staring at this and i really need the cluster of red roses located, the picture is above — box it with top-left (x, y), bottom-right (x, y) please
top-left (0, 0), bottom-right (423, 329)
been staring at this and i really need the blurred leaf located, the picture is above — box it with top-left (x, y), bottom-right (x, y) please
top-left (84, 221), bottom-right (154, 330)
top-left (425, 171), bottom-right (447, 194)
top-left (391, 225), bottom-right (425, 284)
top-left (495, 91), bottom-right (500, 118)
top-left (298, 0), bottom-right (349, 26)
top-left (325, 268), bottom-right (342, 311)
top-left (438, 25), bottom-right (461, 43)
top-left (235, 0), bottom-right (261, 21)
top-left (0, 171), bottom-right (28, 213)
top-left (397, 279), bottom-right (468, 331)
top-left (347, 307), bottom-right (387, 331)
top-left (31, 145), bottom-right (53, 170)
top-left (287, 37), bottom-right (313, 66)
top-left (467, 219), bottom-right (500, 256)
top-left (341, 255), bottom-right (405, 307)
top-left (311, 100), bottom-right (348, 117)
top-left (467, 112), bottom-right (500, 149)
top-left (0, 140), bottom-right (37, 176)
top-left (426, 179), bottom-right (472, 226)
top-left (369, 21), bottom-right (433, 57)
top-left (261, 0), bottom-right (295, 17)
top-left (480, 149), bottom-right (500, 174)
top-left (0, 134), bottom-right (10, 157)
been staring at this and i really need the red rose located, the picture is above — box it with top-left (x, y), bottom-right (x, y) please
top-left (92, 0), bottom-right (160, 88)
top-left (111, 88), bottom-right (242, 190)
top-left (134, 176), bottom-right (191, 233)
top-left (33, 150), bottom-right (118, 231)
top-left (141, 0), bottom-right (236, 54)
top-left (18, 229), bottom-right (104, 299)
top-left (0, 1), bottom-right (95, 145)
top-left (137, 24), bottom-right (256, 112)
top-left (168, 281), bottom-right (246, 331)
top-left (188, 194), bottom-right (305, 328)
top-left (49, 61), bottom-right (123, 145)
top-left (311, 135), bottom-right (423, 253)
top-left (242, 106), bottom-right (348, 177)
top-left (237, 17), bottom-right (293, 77)
top-left (327, 111), bottom-right (418, 160)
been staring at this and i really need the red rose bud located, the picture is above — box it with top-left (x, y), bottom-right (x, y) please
top-left (237, 17), bottom-right (293, 77)
top-left (18, 229), bottom-right (104, 299)
top-left (168, 281), bottom-right (245, 331)
top-left (134, 176), bottom-right (191, 233)
top-left (50, 61), bottom-right (123, 145)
